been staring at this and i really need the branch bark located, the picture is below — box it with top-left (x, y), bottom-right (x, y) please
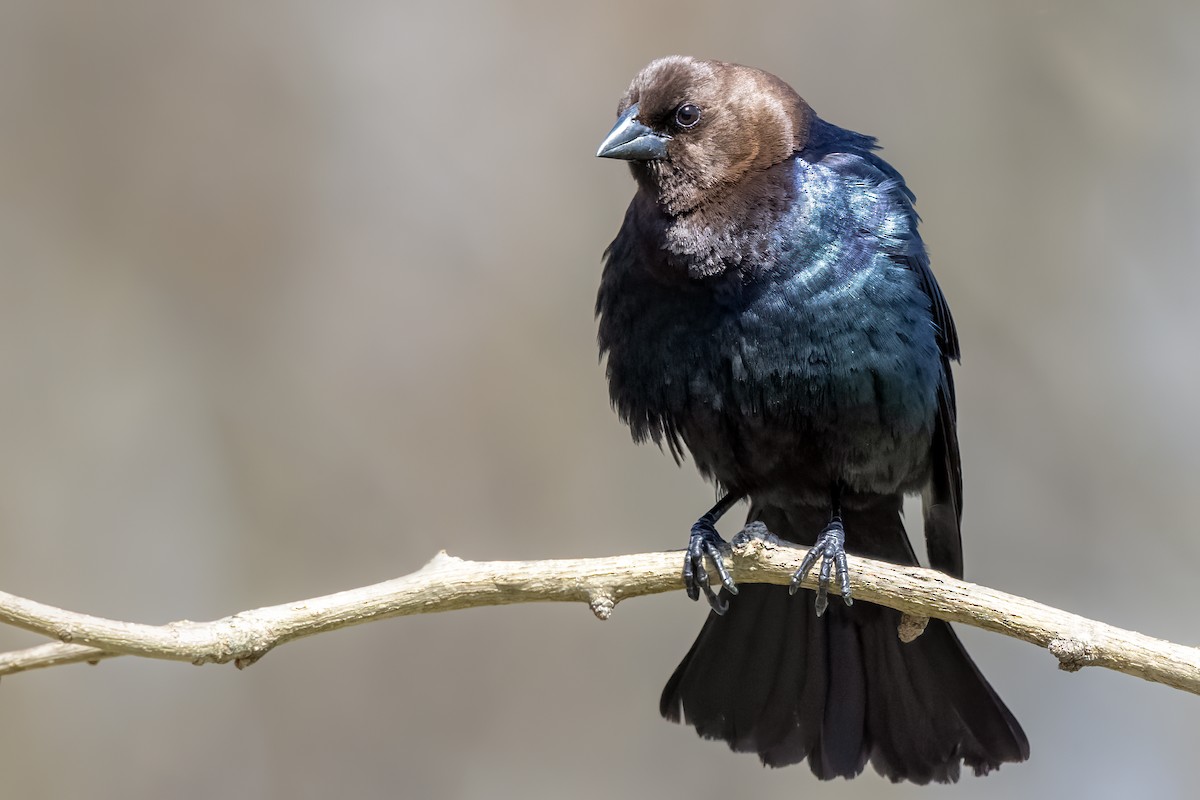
top-left (1, 527), bottom-right (1198, 696)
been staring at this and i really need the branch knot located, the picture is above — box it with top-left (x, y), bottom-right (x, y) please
top-left (588, 590), bottom-right (616, 620)
top-left (1048, 637), bottom-right (1097, 672)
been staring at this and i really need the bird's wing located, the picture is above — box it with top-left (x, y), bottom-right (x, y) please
top-left (810, 136), bottom-right (965, 577)
top-left (892, 217), bottom-right (964, 579)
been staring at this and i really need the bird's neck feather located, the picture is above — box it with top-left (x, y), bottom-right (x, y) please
top-left (643, 158), bottom-right (798, 282)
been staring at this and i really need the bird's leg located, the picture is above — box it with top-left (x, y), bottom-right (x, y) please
top-left (684, 492), bottom-right (744, 615)
top-left (790, 484), bottom-right (854, 616)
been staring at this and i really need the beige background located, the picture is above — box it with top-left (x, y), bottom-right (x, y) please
top-left (1, 1), bottom-right (1198, 797)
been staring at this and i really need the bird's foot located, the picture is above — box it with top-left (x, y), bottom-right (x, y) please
top-left (789, 519), bottom-right (853, 616)
top-left (683, 516), bottom-right (738, 614)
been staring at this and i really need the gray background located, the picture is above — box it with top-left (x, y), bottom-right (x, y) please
top-left (1, 1), bottom-right (1198, 798)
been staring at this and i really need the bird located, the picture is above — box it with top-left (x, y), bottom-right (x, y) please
top-left (594, 56), bottom-right (1028, 783)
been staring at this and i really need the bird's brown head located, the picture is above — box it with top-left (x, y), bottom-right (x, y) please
top-left (597, 56), bottom-right (814, 216)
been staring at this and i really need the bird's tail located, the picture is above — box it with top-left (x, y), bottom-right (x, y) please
top-left (659, 497), bottom-right (1028, 783)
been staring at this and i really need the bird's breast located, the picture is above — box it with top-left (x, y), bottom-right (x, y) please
top-left (598, 155), bottom-right (944, 495)
top-left (602, 252), bottom-right (942, 496)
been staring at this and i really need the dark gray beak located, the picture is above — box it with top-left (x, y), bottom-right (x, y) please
top-left (596, 104), bottom-right (669, 161)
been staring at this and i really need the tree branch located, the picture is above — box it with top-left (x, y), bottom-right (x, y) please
top-left (1, 527), bottom-right (1198, 695)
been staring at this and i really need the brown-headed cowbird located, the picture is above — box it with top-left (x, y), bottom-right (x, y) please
top-left (595, 56), bottom-right (1028, 783)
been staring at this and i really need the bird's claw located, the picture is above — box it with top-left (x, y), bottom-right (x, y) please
top-left (683, 516), bottom-right (738, 614)
top-left (790, 519), bottom-right (853, 616)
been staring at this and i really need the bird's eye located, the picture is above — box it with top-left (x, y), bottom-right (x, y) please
top-left (674, 103), bottom-right (702, 129)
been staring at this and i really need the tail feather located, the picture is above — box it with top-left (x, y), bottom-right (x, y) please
top-left (813, 607), bottom-right (868, 777)
top-left (727, 590), bottom-right (786, 750)
top-left (661, 583), bottom-right (762, 739)
top-left (755, 587), bottom-right (825, 766)
top-left (864, 606), bottom-right (967, 782)
top-left (660, 496), bottom-right (1028, 783)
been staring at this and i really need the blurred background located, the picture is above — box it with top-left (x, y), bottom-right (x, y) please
top-left (1, 1), bottom-right (1198, 797)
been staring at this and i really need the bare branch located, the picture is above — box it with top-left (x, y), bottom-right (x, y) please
top-left (0, 641), bottom-right (115, 675)
top-left (1, 529), bottom-right (1198, 695)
